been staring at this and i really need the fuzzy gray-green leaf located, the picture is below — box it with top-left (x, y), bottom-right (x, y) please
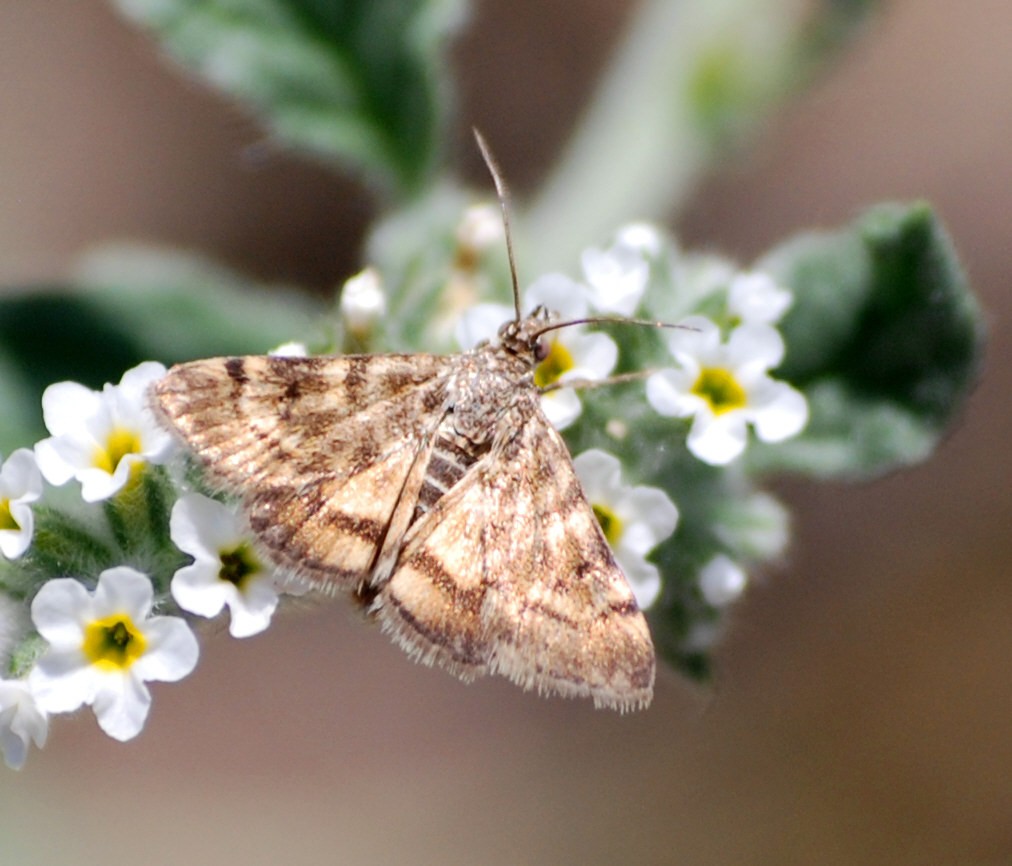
top-left (112, 0), bottom-right (465, 194)
top-left (753, 202), bottom-right (984, 478)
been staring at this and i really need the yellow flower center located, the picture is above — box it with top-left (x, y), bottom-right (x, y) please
top-left (692, 367), bottom-right (746, 414)
top-left (534, 339), bottom-right (574, 389)
top-left (593, 504), bottom-right (624, 546)
top-left (219, 543), bottom-right (261, 589)
top-left (83, 614), bottom-right (147, 671)
top-left (0, 499), bottom-right (19, 531)
top-left (93, 428), bottom-right (143, 475)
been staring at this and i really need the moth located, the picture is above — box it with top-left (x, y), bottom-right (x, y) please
top-left (150, 136), bottom-right (655, 711)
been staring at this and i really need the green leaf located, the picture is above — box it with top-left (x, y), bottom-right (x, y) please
top-left (752, 202), bottom-right (984, 478)
top-left (112, 0), bottom-right (465, 194)
top-left (0, 245), bottom-right (323, 452)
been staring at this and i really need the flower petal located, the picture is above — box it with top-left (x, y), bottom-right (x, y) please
top-left (645, 368), bottom-right (700, 417)
top-left (29, 657), bottom-right (97, 714)
top-left (171, 562), bottom-right (230, 618)
top-left (727, 271), bottom-right (792, 325)
top-left (727, 323), bottom-right (785, 371)
top-left (525, 272), bottom-right (588, 319)
top-left (620, 486), bottom-right (679, 553)
top-left (617, 557), bottom-right (662, 610)
top-left (540, 387), bottom-right (582, 431)
top-left (92, 566), bottom-right (154, 620)
top-left (30, 579), bottom-right (92, 644)
top-left (0, 449), bottom-right (42, 501)
top-left (41, 382), bottom-right (102, 438)
top-left (133, 616), bottom-right (199, 683)
top-left (687, 411), bottom-right (748, 465)
top-left (750, 380), bottom-right (809, 443)
top-left (170, 493), bottom-right (244, 558)
top-left (225, 577), bottom-right (280, 638)
top-left (92, 673), bottom-right (151, 741)
top-left (455, 303), bottom-right (512, 350)
top-left (561, 331), bottom-right (618, 382)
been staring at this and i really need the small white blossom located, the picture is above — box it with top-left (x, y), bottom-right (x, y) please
top-left (454, 302), bottom-right (513, 350)
top-left (34, 362), bottom-right (174, 502)
top-left (455, 203), bottom-right (503, 252)
top-left (0, 679), bottom-right (48, 770)
top-left (581, 230), bottom-right (652, 317)
top-left (268, 341), bottom-right (309, 358)
top-left (339, 267), bottom-right (386, 338)
top-left (614, 222), bottom-right (664, 258)
top-left (727, 271), bottom-right (793, 325)
top-left (0, 449), bottom-right (43, 559)
top-left (698, 554), bottom-right (748, 606)
top-left (646, 316), bottom-right (808, 465)
top-left (572, 449), bottom-right (679, 610)
top-left (170, 494), bottom-right (278, 638)
top-left (28, 566), bottom-right (199, 742)
top-left (456, 273), bottom-right (618, 431)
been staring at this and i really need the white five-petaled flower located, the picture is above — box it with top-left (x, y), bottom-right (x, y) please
top-left (170, 493), bottom-right (279, 638)
top-left (698, 554), bottom-right (748, 607)
top-left (268, 341), bottom-right (309, 358)
top-left (0, 679), bottom-right (48, 770)
top-left (572, 449), bottom-right (679, 610)
top-left (339, 266), bottom-right (386, 339)
top-left (727, 271), bottom-right (793, 326)
top-left (28, 566), bottom-right (199, 742)
top-left (0, 449), bottom-right (43, 559)
top-left (456, 273), bottom-right (618, 431)
top-left (454, 203), bottom-right (503, 253)
top-left (34, 361), bottom-right (175, 502)
top-left (580, 224), bottom-right (656, 316)
top-left (646, 316), bottom-right (808, 465)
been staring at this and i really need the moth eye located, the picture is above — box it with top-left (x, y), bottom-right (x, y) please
top-left (534, 339), bottom-right (550, 362)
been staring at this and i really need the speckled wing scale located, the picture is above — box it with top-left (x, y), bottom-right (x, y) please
top-left (150, 313), bottom-right (655, 711)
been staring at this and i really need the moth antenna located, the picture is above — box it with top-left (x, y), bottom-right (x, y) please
top-left (532, 316), bottom-right (694, 343)
top-left (473, 128), bottom-right (522, 321)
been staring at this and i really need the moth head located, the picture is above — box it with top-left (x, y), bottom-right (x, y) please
top-left (498, 305), bottom-right (553, 361)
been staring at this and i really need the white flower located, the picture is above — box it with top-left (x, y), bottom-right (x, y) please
top-left (0, 449), bottom-right (43, 559)
top-left (34, 362), bottom-right (175, 502)
top-left (646, 316), bottom-right (808, 465)
top-left (727, 271), bottom-right (793, 325)
top-left (456, 273), bottom-right (618, 431)
top-left (28, 566), bottom-right (199, 742)
top-left (698, 554), bottom-right (747, 606)
top-left (454, 302), bottom-right (513, 350)
top-left (339, 267), bottom-right (386, 338)
top-left (581, 228), bottom-right (653, 317)
top-left (268, 341), bottom-right (309, 358)
top-left (614, 222), bottom-right (664, 258)
top-left (0, 679), bottom-right (48, 770)
top-left (572, 449), bottom-right (679, 610)
top-left (454, 203), bottom-right (503, 252)
top-left (170, 494), bottom-right (278, 638)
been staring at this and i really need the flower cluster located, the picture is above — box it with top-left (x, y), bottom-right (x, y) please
top-left (0, 363), bottom-right (299, 769)
top-left (0, 215), bottom-right (811, 769)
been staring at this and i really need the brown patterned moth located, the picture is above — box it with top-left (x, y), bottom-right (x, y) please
top-left (150, 133), bottom-right (655, 711)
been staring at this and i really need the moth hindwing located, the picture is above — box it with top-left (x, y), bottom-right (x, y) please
top-left (151, 313), bottom-right (655, 711)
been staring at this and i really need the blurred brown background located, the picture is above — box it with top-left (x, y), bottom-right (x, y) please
top-left (1, 2), bottom-right (1009, 864)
